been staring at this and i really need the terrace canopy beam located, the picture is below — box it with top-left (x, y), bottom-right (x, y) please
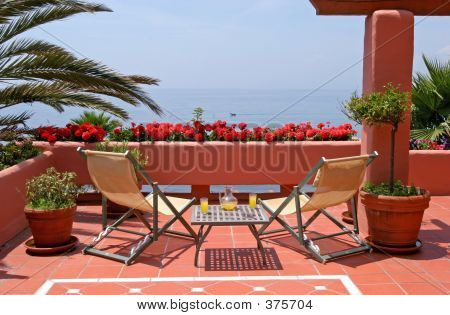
top-left (309, 0), bottom-right (450, 16)
top-left (307, 0), bottom-right (450, 234)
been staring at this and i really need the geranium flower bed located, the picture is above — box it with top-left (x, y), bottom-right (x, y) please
top-left (109, 121), bottom-right (357, 142)
top-left (34, 121), bottom-right (358, 143)
top-left (36, 123), bottom-right (107, 143)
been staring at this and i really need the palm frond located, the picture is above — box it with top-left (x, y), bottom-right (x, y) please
top-left (0, 111), bottom-right (32, 140)
top-left (0, 38), bottom-right (76, 60)
top-left (0, 111), bottom-right (32, 126)
top-left (126, 75), bottom-right (160, 86)
top-left (0, 1), bottom-right (111, 40)
top-left (0, 82), bottom-right (130, 118)
top-left (0, 54), bottom-right (161, 114)
top-left (0, 1), bottom-right (109, 23)
top-left (412, 55), bottom-right (450, 130)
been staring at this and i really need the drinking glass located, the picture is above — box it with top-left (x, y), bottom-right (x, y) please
top-left (200, 197), bottom-right (209, 214)
top-left (249, 193), bottom-right (257, 209)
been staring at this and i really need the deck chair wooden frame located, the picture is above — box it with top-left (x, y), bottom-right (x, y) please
top-left (257, 152), bottom-right (378, 263)
top-left (77, 148), bottom-right (198, 265)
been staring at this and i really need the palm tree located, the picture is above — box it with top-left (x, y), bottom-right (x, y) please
top-left (70, 110), bottom-right (121, 132)
top-left (411, 55), bottom-right (450, 142)
top-left (0, 0), bottom-right (161, 140)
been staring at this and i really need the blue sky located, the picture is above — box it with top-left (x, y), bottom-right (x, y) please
top-left (28, 0), bottom-right (450, 90)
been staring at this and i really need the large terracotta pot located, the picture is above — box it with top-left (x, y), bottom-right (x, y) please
top-left (360, 190), bottom-right (430, 247)
top-left (24, 206), bottom-right (76, 247)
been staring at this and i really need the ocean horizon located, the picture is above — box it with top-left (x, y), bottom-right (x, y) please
top-left (6, 88), bottom-right (359, 129)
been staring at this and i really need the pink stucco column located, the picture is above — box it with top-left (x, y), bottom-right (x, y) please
top-left (359, 10), bottom-right (414, 233)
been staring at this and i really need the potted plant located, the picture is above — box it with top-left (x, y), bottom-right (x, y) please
top-left (95, 141), bottom-right (148, 218)
top-left (25, 167), bottom-right (80, 251)
top-left (343, 83), bottom-right (431, 253)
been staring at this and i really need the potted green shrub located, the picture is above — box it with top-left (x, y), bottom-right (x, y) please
top-left (25, 167), bottom-right (79, 248)
top-left (95, 141), bottom-right (148, 218)
top-left (343, 83), bottom-right (431, 252)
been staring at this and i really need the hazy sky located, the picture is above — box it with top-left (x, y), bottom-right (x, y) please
top-left (27, 0), bottom-right (450, 90)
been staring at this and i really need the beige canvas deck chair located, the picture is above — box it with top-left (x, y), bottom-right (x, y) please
top-left (77, 148), bottom-right (198, 265)
top-left (258, 152), bottom-right (378, 263)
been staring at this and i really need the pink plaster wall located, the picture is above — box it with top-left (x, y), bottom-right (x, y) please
top-left (409, 151), bottom-right (450, 196)
top-left (32, 141), bottom-right (449, 194)
top-left (0, 151), bottom-right (55, 246)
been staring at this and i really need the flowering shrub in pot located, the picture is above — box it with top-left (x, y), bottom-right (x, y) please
top-left (25, 168), bottom-right (80, 248)
top-left (35, 123), bottom-right (107, 143)
top-left (110, 121), bottom-right (357, 143)
top-left (343, 83), bottom-right (431, 252)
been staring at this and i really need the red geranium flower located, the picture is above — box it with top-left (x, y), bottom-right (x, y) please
top-left (295, 131), bottom-right (305, 141)
top-left (113, 127), bottom-right (121, 135)
top-left (194, 133), bottom-right (204, 142)
top-left (238, 122), bottom-right (247, 130)
top-left (224, 132), bottom-right (233, 142)
top-left (184, 128), bottom-right (195, 139)
top-left (306, 129), bottom-right (318, 138)
top-left (47, 134), bottom-right (57, 142)
top-left (264, 132), bottom-right (274, 143)
top-left (82, 131), bottom-right (92, 141)
top-left (320, 130), bottom-right (330, 140)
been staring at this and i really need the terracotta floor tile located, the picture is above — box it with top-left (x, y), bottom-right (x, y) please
top-left (266, 281), bottom-right (315, 295)
top-left (205, 281), bottom-right (252, 295)
top-left (118, 264), bottom-right (160, 278)
top-left (358, 283), bottom-right (406, 295)
top-left (400, 283), bottom-right (448, 295)
top-left (350, 273), bottom-right (394, 285)
top-left (50, 265), bottom-right (85, 279)
top-left (78, 265), bottom-right (123, 278)
top-left (141, 282), bottom-right (191, 295)
top-left (278, 263), bottom-right (318, 276)
top-left (5, 279), bottom-right (46, 295)
top-left (81, 283), bottom-right (128, 295)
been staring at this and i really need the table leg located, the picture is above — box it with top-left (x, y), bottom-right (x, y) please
top-left (248, 224), bottom-right (267, 265)
top-left (194, 225), bottom-right (212, 267)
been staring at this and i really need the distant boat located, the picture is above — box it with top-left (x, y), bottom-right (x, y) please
top-left (230, 113), bottom-right (237, 117)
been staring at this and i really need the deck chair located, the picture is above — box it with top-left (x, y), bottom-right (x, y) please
top-left (258, 152), bottom-right (378, 263)
top-left (77, 148), bottom-right (198, 265)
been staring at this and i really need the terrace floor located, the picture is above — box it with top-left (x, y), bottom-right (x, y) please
top-left (0, 197), bottom-right (449, 295)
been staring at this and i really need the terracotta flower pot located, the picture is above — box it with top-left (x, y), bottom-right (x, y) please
top-left (360, 190), bottom-right (430, 248)
top-left (24, 206), bottom-right (76, 248)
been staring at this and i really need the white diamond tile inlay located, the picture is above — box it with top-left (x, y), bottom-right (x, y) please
top-left (191, 288), bottom-right (204, 293)
top-left (66, 289), bottom-right (80, 294)
top-left (129, 288), bottom-right (142, 294)
top-left (314, 285), bottom-right (327, 291)
top-left (253, 287), bottom-right (266, 292)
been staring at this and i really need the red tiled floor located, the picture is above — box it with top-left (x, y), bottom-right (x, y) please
top-left (1, 198), bottom-right (449, 295)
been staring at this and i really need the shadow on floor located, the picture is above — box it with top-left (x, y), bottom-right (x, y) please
top-left (204, 248), bottom-right (282, 271)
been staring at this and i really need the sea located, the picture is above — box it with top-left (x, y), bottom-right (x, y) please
top-left (5, 88), bottom-right (358, 129)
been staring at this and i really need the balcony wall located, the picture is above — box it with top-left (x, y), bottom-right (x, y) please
top-left (409, 150), bottom-right (450, 196)
top-left (0, 151), bottom-right (55, 245)
top-left (33, 141), bottom-right (450, 196)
